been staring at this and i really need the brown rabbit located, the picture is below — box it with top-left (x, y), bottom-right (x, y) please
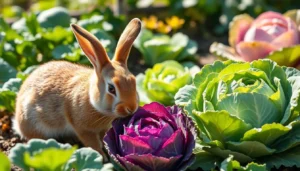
top-left (14, 18), bottom-right (141, 158)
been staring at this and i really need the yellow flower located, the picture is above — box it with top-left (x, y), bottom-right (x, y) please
top-left (156, 21), bottom-right (171, 34)
top-left (142, 15), bottom-right (158, 30)
top-left (165, 16), bottom-right (185, 30)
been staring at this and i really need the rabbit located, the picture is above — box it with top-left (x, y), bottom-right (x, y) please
top-left (13, 18), bottom-right (141, 159)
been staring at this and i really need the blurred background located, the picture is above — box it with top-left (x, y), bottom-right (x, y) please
top-left (1, 0), bottom-right (300, 66)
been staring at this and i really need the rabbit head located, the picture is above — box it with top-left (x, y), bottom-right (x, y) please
top-left (71, 18), bottom-right (141, 117)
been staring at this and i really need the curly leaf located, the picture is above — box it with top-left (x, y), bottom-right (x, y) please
top-left (24, 147), bottom-right (76, 171)
top-left (9, 139), bottom-right (72, 170)
top-left (271, 121), bottom-right (300, 153)
top-left (221, 155), bottom-right (266, 171)
top-left (64, 147), bottom-right (113, 171)
top-left (193, 110), bottom-right (252, 143)
top-left (216, 93), bottom-right (281, 128)
top-left (242, 123), bottom-right (290, 146)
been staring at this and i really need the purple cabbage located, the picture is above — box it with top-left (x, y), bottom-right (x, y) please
top-left (104, 102), bottom-right (196, 171)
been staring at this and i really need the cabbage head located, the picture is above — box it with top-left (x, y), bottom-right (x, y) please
top-left (137, 60), bottom-right (192, 106)
top-left (175, 59), bottom-right (300, 170)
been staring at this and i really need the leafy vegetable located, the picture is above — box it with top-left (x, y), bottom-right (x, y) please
top-left (37, 7), bottom-right (71, 29)
top-left (176, 59), bottom-right (300, 170)
top-left (137, 60), bottom-right (193, 106)
top-left (64, 147), bottom-right (114, 171)
top-left (9, 139), bottom-right (112, 171)
top-left (104, 102), bottom-right (197, 171)
top-left (210, 10), bottom-right (300, 68)
top-left (134, 29), bottom-right (198, 66)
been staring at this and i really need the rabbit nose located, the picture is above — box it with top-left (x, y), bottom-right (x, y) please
top-left (125, 107), bottom-right (133, 114)
top-left (125, 106), bottom-right (138, 115)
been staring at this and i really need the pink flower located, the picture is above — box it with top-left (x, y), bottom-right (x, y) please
top-left (229, 11), bottom-right (299, 61)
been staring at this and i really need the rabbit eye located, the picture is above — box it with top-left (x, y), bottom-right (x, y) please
top-left (108, 84), bottom-right (116, 96)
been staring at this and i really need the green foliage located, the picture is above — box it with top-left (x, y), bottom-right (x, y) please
top-left (134, 29), bottom-right (197, 66)
top-left (9, 139), bottom-right (112, 171)
top-left (137, 60), bottom-right (194, 106)
top-left (64, 147), bottom-right (114, 171)
top-left (37, 7), bottom-right (71, 29)
top-left (0, 151), bottom-right (11, 171)
top-left (176, 59), bottom-right (300, 170)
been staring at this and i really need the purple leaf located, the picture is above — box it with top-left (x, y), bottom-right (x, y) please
top-left (122, 154), bottom-right (182, 171)
top-left (120, 135), bottom-right (153, 155)
top-left (156, 130), bottom-right (184, 157)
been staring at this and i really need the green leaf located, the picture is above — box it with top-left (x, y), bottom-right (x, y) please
top-left (2, 78), bottom-right (22, 92)
top-left (218, 63), bottom-right (250, 78)
top-left (136, 73), bottom-right (151, 106)
top-left (0, 58), bottom-right (17, 86)
top-left (52, 45), bottom-right (73, 59)
top-left (271, 121), bottom-right (300, 153)
top-left (64, 147), bottom-right (113, 171)
top-left (216, 93), bottom-right (281, 128)
top-left (91, 29), bottom-right (116, 53)
top-left (189, 150), bottom-right (220, 170)
top-left (193, 60), bottom-right (234, 87)
top-left (77, 15), bottom-right (105, 31)
top-left (0, 17), bottom-right (10, 31)
top-left (0, 151), bottom-right (11, 171)
top-left (203, 146), bottom-right (253, 164)
top-left (133, 29), bottom-right (197, 66)
top-left (24, 13), bottom-right (41, 35)
top-left (266, 45), bottom-right (300, 68)
top-left (0, 89), bottom-right (17, 112)
top-left (260, 145), bottom-right (300, 169)
top-left (24, 147), bottom-right (76, 171)
top-left (221, 155), bottom-right (266, 171)
top-left (37, 7), bottom-right (70, 28)
top-left (193, 110), bottom-right (252, 143)
top-left (142, 60), bottom-right (192, 106)
top-left (174, 85), bottom-right (197, 108)
top-left (42, 26), bottom-right (73, 43)
top-left (242, 123), bottom-right (290, 146)
top-left (9, 139), bottom-right (72, 170)
top-left (285, 75), bottom-right (300, 123)
top-left (226, 141), bottom-right (276, 158)
top-left (220, 155), bottom-right (241, 171)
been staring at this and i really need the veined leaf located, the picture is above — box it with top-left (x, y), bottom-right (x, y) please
top-left (193, 110), bottom-right (252, 143)
top-left (226, 141), bottom-right (276, 158)
top-left (242, 123), bottom-right (290, 146)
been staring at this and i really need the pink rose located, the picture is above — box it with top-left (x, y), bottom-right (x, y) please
top-left (229, 11), bottom-right (299, 61)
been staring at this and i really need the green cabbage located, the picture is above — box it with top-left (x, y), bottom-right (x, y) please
top-left (137, 60), bottom-right (192, 106)
top-left (133, 29), bottom-right (198, 66)
top-left (175, 59), bottom-right (300, 170)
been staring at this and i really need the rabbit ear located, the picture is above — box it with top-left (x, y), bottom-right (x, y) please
top-left (71, 24), bottom-right (110, 71)
top-left (113, 18), bottom-right (141, 66)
